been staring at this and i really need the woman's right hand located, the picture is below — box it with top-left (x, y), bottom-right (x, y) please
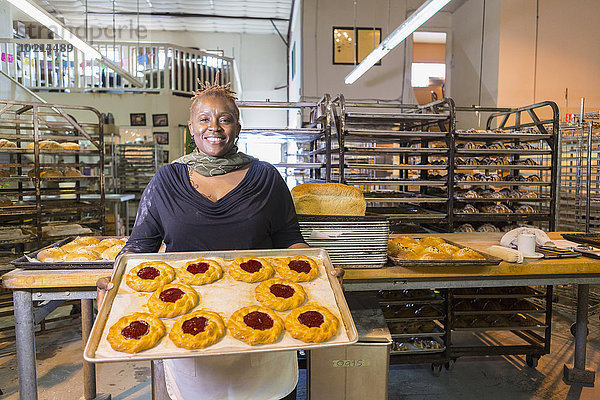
top-left (96, 277), bottom-right (114, 308)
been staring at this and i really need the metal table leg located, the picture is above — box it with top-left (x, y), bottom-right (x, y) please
top-left (563, 284), bottom-right (596, 385)
top-left (81, 299), bottom-right (97, 399)
top-left (13, 290), bottom-right (37, 400)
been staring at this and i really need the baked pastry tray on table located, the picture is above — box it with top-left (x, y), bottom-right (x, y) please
top-left (84, 248), bottom-right (358, 363)
top-left (11, 236), bottom-right (126, 269)
top-left (388, 239), bottom-right (502, 267)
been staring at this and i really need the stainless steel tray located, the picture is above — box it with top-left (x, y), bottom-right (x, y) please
top-left (84, 248), bottom-right (358, 363)
top-left (388, 239), bottom-right (502, 267)
top-left (390, 336), bottom-right (445, 354)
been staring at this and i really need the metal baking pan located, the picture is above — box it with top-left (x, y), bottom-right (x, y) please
top-left (84, 248), bottom-right (358, 363)
top-left (455, 149), bottom-right (552, 155)
top-left (390, 324), bottom-right (445, 338)
top-left (561, 233), bottom-right (600, 248)
top-left (11, 236), bottom-right (125, 269)
top-left (390, 336), bottom-right (445, 354)
top-left (388, 239), bottom-right (502, 267)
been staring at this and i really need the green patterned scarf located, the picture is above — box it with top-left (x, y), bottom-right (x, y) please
top-left (172, 146), bottom-right (257, 177)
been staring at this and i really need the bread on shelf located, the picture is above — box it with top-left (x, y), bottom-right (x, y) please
top-left (291, 182), bottom-right (366, 216)
top-left (0, 139), bottom-right (17, 148)
top-left (0, 169), bottom-right (10, 177)
top-left (60, 142), bottom-right (81, 150)
top-left (63, 167), bottom-right (82, 177)
top-left (0, 195), bottom-right (12, 207)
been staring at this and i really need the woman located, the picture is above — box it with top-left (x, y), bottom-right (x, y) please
top-left (98, 81), bottom-right (339, 400)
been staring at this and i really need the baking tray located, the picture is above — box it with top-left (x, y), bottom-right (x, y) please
top-left (388, 239), bottom-right (502, 267)
top-left (84, 248), bottom-right (358, 363)
top-left (11, 236), bottom-right (125, 269)
top-left (390, 336), bottom-right (445, 354)
top-left (561, 233), bottom-right (600, 248)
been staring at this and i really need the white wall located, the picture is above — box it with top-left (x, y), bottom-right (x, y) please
top-left (300, 0), bottom-right (452, 102)
top-left (0, 0), bottom-right (12, 38)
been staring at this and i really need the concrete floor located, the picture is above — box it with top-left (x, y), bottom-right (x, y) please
top-left (0, 310), bottom-right (599, 400)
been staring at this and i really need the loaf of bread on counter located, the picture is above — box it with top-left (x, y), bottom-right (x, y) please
top-left (291, 182), bottom-right (366, 216)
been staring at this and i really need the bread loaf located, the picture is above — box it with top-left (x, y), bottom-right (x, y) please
top-left (291, 183), bottom-right (366, 216)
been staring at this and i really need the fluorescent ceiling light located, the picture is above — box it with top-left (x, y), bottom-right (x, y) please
top-left (6, 0), bottom-right (102, 59)
top-left (344, 0), bottom-right (452, 85)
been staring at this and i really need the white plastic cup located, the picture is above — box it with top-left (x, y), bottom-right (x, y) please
top-left (517, 233), bottom-right (536, 256)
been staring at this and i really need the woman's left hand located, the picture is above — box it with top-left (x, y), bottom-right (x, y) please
top-left (331, 267), bottom-right (345, 289)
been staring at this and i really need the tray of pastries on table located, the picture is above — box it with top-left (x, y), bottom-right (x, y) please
top-left (387, 236), bottom-right (501, 266)
top-left (84, 248), bottom-right (357, 363)
top-left (11, 236), bottom-right (128, 269)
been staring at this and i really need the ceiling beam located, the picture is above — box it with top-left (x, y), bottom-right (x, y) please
top-left (68, 11), bottom-right (289, 22)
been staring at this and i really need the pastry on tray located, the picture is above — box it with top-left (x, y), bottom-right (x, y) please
top-left (147, 283), bottom-right (199, 318)
top-left (37, 247), bottom-right (67, 262)
top-left (178, 258), bottom-right (224, 285)
top-left (229, 257), bottom-right (275, 283)
top-left (169, 310), bottom-right (226, 349)
top-left (126, 261), bottom-right (176, 292)
top-left (285, 304), bottom-right (339, 343)
top-left (107, 312), bottom-right (166, 353)
top-left (453, 247), bottom-right (485, 261)
top-left (227, 305), bottom-right (285, 345)
top-left (255, 278), bottom-right (307, 311)
top-left (101, 244), bottom-right (125, 260)
top-left (63, 248), bottom-right (101, 262)
top-left (99, 237), bottom-right (127, 247)
top-left (274, 255), bottom-right (319, 282)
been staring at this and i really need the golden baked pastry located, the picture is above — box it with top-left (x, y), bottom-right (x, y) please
top-left (37, 247), bottom-right (66, 262)
top-left (84, 244), bottom-right (109, 254)
top-left (40, 140), bottom-right (62, 149)
top-left (0, 169), bottom-right (10, 177)
top-left (73, 236), bottom-right (101, 245)
top-left (255, 278), bottom-right (307, 311)
top-left (392, 236), bottom-right (419, 246)
top-left (107, 312), bottom-right (166, 353)
top-left (227, 305), bottom-right (285, 345)
top-left (436, 243), bottom-right (460, 256)
top-left (169, 310), bottom-right (226, 349)
top-left (275, 255), bottom-right (319, 282)
top-left (419, 237), bottom-right (446, 247)
top-left (228, 257), bottom-right (274, 283)
top-left (126, 261), bottom-right (176, 292)
top-left (101, 244), bottom-right (125, 260)
top-left (40, 169), bottom-right (63, 178)
top-left (60, 242), bottom-right (84, 253)
top-left (63, 248), bottom-right (101, 261)
top-left (147, 283), bottom-right (199, 318)
top-left (453, 247), bottom-right (485, 260)
top-left (291, 182), bottom-right (366, 216)
top-left (99, 238), bottom-right (127, 247)
top-left (178, 258), bottom-right (223, 285)
top-left (63, 167), bottom-right (82, 177)
top-left (0, 138), bottom-right (17, 148)
top-left (60, 142), bottom-right (81, 150)
top-left (419, 246), bottom-right (452, 261)
top-left (285, 304), bottom-right (339, 343)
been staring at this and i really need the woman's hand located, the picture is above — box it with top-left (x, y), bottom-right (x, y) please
top-left (331, 267), bottom-right (345, 289)
top-left (96, 277), bottom-right (114, 308)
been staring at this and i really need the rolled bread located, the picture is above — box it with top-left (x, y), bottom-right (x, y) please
top-left (291, 183), bottom-right (366, 216)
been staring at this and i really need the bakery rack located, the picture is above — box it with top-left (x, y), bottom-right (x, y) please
top-left (451, 101), bottom-right (559, 233)
top-left (0, 99), bottom-right (105, 263)
top-left (330, 96), bottom-right (456, 230)
top-left (116, 143), bottom-right (161, 193)
top-left (236, 95), bottom-right (333, 186)
top-left (557, 109), bottom-right (600, 232)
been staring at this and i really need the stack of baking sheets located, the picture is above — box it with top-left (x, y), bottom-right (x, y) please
top-left (297, 215), bottom-right (389, 268)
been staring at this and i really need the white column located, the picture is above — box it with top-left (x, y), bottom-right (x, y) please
top-left (0, 0), bottom-right (13, 38)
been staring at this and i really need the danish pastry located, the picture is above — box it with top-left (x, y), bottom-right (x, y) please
top-left (229, 257), bottom-right (274, 283)
top-left (37, 247), bottom-right (66, 262)
top-left (107, 312), bottom-right (166, 353)
top-left (147, 283), bottom-right (199, 318)
top-left (126, 261), bottom-right (176, 292)
top-left (99, 237), bottom-right (127, 247)
top-left (102, 244), bottom-right (124, 260)
top-left (274, 255), bottom-right (319, 282)
top-left (285, 304), bottom-right (339, 343)
top-left (169, 310), bottom-right (226, 349)
top-left (227, 305), bottom-right (284, 345)
top-left (419, 237), bottom-right (446, 247)
top-left (453, 247), bottom-right (485, 260)
top-left (178, 258), bottom-right (223, 285)
top-left (255, 278), bottom-right (307, 311)
top-left (73, 236), bottom-right (101, 245)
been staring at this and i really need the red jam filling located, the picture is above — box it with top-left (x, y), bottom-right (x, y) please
top-left (159, 288), bottom-right (185, 303)
top-left (270, 284), bottom-right (295, 299)
top-left (137, 266), bottom-right (160, 280)
top-left (121, 320), bottom-right (149, 339)
top-left (187, 262), bottom-right (210, 275)
top-left (240, 259), bottom-right (262, 273)
top-left (243, 311), bottom-right (273, 330)
top-left (288, 260), bottom-right (311, 274)
top-left (182, 316), bottom-right (208, 335)
top-left (298, 311), bottom-right (324, 328)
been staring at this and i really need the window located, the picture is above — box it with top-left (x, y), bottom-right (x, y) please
top-left (333, 27), bottom-right (381, 65)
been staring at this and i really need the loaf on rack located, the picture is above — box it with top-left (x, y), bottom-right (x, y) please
top-left (63, 167), bottom-right (82, 177)
top-left (60, 142), bottom-right (81, 150)
top-left (291, 182), bottom-right (366, 216)
top-left (0, 169), bottom-right (10, 177)
top-left (0, 139), bottom-right (17, 148)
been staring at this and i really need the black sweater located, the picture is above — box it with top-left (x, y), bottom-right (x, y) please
top-left (122, 161), bottom-right (305, 253)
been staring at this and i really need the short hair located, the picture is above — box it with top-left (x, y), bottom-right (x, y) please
top-left (190, 78), bottom-right (239, 119)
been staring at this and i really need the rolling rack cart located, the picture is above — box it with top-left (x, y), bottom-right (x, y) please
top-left (330, 95), bottom-right (456, 232)
top-left (451, 101), bottom-right (559, 233)
top-left (0, 99), bottom-right (105, 263)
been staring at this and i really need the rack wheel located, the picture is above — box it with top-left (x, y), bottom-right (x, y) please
top-left (570, 322), bottom-right (589, 337)
top-left (431, 363), bottom-right (442, 377)
top-left (526, 355), bottom-right (539, 368)
top-left (444, 359), bottom-right (456, 371)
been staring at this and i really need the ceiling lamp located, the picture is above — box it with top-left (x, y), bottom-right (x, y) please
top-left (344, 0), bottom-right (452, 85)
